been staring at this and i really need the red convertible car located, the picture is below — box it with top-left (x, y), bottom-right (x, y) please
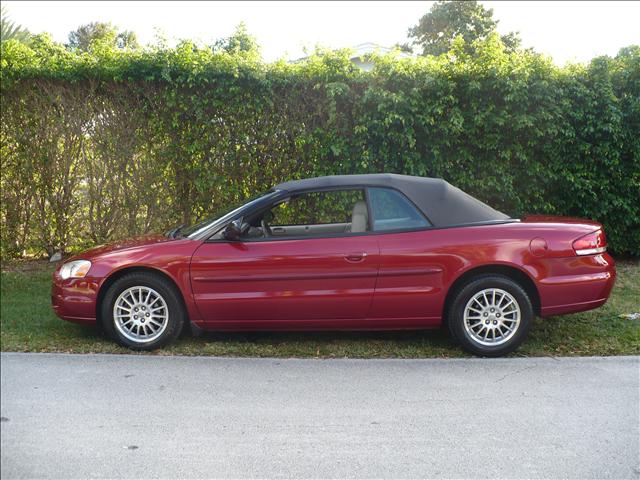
top-left (52, 174), bottom-right (615, 356)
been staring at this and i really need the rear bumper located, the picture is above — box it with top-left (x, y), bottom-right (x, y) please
top-left (51, 272), bottom-right (100, 325)
top-left (539, 253), bottom-right (616, 317)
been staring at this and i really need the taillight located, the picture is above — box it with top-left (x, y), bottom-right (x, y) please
top-left (573, 229), bottom-right (607, 256)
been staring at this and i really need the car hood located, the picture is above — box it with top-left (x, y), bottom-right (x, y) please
top-left (67, 235), bottom-right (179, 261)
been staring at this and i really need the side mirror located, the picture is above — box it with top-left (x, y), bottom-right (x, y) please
top-left (222, 218), bottom-right (246, 241)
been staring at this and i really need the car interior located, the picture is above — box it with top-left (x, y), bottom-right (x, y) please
top-left (239, 189), bottom-right (367, 239)
top-left (235, 187), bottom-right (430, 240)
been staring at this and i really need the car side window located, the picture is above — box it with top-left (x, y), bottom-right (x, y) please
top-left (368, 187), bottom-right (430, 232)
top-left (243, 188), bottom-right (369, 239)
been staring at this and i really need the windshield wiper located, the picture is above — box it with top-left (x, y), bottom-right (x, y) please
top-left (166, 223), bottom-right (186, 238)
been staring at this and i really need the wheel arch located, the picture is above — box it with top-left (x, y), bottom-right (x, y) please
top-left (443, 264), bottom-right (541, 323)
top-left (96, 266), bottom-right (189, 328)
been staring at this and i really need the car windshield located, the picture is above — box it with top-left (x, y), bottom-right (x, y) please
top-left (181, 191), bottom-right (278, 239)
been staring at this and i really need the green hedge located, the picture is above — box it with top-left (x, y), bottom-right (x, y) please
top-left (1, 34), bottom-right (638, 257)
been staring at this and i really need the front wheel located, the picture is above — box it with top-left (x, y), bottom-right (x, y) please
top-left (448, 275), bottom-right (533, 357)
top-left (101, 272), bottom-right (186, 350)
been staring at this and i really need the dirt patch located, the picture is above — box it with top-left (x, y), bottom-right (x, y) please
top-left (1, 259), bottom-right (55, 274)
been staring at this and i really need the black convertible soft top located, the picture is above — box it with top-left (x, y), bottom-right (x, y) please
top-left (273, 174), bottom-right (510, 227)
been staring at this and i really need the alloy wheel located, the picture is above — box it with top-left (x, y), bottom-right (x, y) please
top-left (463, 288), bottom-right (521, 347)
top-left (113, 286), bottom-right (169, 343)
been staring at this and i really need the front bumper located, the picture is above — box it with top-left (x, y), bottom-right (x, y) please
top-left (51, 270), bottom-right (100, 325)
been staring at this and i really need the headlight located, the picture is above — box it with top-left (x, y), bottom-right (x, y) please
top-left (59, 260), bottom-right (92, 280)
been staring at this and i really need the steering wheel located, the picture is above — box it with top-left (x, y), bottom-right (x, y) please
top-left (261, 210), bottom-right (274, 237)
top-left (261, 218), bottom-right (272, 237)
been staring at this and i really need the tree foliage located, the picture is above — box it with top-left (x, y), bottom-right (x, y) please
top-left (67, 21), bottom-right (139, 52)
top-left (212, 22), bottom-right (261, 59)
top-left (408, 1), bottom-right (520, 56)
top-left (0, 6), bottom-right (30, 44)
top-left (0, 35), bottom-right (638, 258)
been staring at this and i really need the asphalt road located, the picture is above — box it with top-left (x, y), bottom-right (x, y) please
top-left (1, 353), bottom-right (638, 479)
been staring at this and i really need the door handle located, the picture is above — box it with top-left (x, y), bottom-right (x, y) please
top-left (344, 252), bottom-right (367, 263)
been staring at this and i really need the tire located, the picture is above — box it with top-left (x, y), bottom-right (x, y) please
top-left (100, 272), bottom-right (186, 350)
top-left (447, 275), bottom-right (533, 357)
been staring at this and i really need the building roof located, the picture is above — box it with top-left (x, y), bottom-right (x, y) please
top-left (290, 42), bottom-right (413, 65)
top-left (348, 42), bottom-right (413, 60)
top-left (273, 174), bottom-right (510, 227)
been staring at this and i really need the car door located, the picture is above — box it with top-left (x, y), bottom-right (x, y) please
top-left (366, 187), bottom-right (446, 326)
top-left (190, 188), bottom-right (380, 326)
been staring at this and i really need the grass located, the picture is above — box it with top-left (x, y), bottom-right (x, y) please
top-left (1, 259), bottom-right (638, 358)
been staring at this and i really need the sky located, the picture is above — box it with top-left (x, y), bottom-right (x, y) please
top-left (4, 1), bottom-right (639, 64)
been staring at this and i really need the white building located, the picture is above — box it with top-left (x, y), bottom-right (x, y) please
top-left (348, 42), bottom-right (413, 71)
top-left (292, 42), bottom-right (414, 71)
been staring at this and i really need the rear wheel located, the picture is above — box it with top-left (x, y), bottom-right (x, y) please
top-left (101, 272), bottom-right (185, 350)
top-left (448, 275), bottom-right (533, 357)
